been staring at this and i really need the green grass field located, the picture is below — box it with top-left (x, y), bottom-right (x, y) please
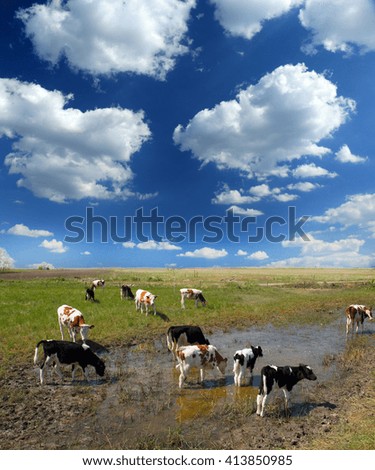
top-left (1, 267), bottom-right (374, 362)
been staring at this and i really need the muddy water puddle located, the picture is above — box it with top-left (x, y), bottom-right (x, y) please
top-left (95, 316), bottom-right (347, 443)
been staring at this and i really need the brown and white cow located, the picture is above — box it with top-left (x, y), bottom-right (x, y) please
top-left (345, 304), bottom-right (373, 335)
top-left (180, 288), bottom-right (206, 309)
top-left (57, 304), bottom-right (94, 343)
top-left (176, 344), bottom-right (227, 388)
top-left (135, 289), bottom-right (157, 315)
top-left (166, 325), bottom-right (210, 360)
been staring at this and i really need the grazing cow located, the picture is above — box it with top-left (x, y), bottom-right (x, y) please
top-left (345, 304), bottom-right (373, 335)
top-left (176, 344), bottom-right (227, 388)
top-left (57, 304), bottom-right (94, 343)
top-left (166, 325), bottom-right (210, 360)
top-left (135, 289), bottom-right (157, 315)
top-left (180, 288), bottom-right (206, 309)
top-left (120, 284), bottom-right (135, 300)
top-left (85, 288), bottom-right (95, 302)
top-left (256, 364), bottom-right (317, 417)
top-left (92, 279), bottom-right (105, 289)
top-left (34, 339), bottom-right (105, 385)
top-left (233, 346), bottom-right (263, 386)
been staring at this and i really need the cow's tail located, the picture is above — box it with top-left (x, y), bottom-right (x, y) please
top-left (34, 340), bottom-right (46, 365)
top-left (166, 329), bottom-right (174, 352)
top-left (233, 354), bottom-right (240, 374)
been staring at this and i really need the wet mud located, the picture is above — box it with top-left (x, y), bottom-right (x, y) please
top-left (1, 314), bottom-right (373, 449)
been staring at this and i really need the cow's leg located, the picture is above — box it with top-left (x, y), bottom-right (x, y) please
top-left (178, 364), bottom-right (188, 388)
top-left (282, 389), bottom-right (290, 416)
top-left (153, 304), bottom-right (156, 315)
top-left (53, 360), bottom-right (64, 382)
top-left (346, 317), bottom-right (350, 335)
top-left (256, 393), bottom-right (268, 417)
top-left (199, 367), bottom-right (205, 384)
top-left (81, 366), bottom-right (90, 382)
top-left (181, 296), bottom-right (185, 309)
top-left (41, 355), bottom-right (54, 385)
top-left (58, 319), bottom-right (65, 340)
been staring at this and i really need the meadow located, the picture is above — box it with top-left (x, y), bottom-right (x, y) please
top-left (0, 267), bottom-right (374, 449)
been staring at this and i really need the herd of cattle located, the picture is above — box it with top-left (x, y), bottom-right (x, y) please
top-left (33, 280), bottom-right (373, 417)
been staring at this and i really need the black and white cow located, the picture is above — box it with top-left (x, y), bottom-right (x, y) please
top-left (233, 346), bottom-right (263, 386)
top-left (180, 288), bottom-right (206, 309)
top-left (85, 288), bottom-right (95, 302)
top-left (34, 340), bottom-right (105, 385)
top-left (166, 325), bottom-right (210, 360)
top-left (256, 364), bottom-right (317, 417)
top-left (120, 284), bottom-right (135, 300)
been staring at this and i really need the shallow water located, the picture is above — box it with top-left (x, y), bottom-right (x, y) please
top-left (96, 314), bottom-right (348, 443)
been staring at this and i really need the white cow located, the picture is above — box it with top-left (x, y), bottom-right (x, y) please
top-left (180, 288), bottom-right (206, 309)
top-left (135, 289), bottom-right (157, 315)
top-left (176, 344), bottom-right (227, 388)
top-left (57, 304), bottom-right (94, 343)
top-left (345, 304), bottom-right (373, 335)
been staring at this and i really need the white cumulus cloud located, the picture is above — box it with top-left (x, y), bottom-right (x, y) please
top-left (293, 163), bottom-right (337, 179)
top-left (174, 63), bottom-right (355, 180)
top-left (4, 224), bottom-right (53, 238)
top-left (210, 0), bottom-right (303, 40)
top-left (247, 250), bottom-right (269, 260)
top-left (300, 0), bottom-right (375, 55)
top-left (178, 247), bottom-right (228, 259)
top-left (136, 240), bottom-right (181, 251)
top-left (0, 78), bottom-right (151, 202)
top-left (268, 234), bottom-right (373, 268)
top-left (39, 239), bottom-right (67, 253)
top-left (17, 0), bottom-right (196, 80)
top-left (335, 144), bottom-right (367, 163)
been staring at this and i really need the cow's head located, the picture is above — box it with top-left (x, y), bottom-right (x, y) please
top-left (299, 364), bottom-right (317, 381)
top-left (364, 306), bottom-right (373, 320)
top-left (148, 294), bottom-right (157, 305)
top-left (95, 358), bottom-right (106, 377)
top-left (217, 356), bottom-right (228, 375)
top-left (197, 293), bottom-right (206, 306)
top-left (80, 324), bottom-right (95, 342)
top-left (254, 345), bottom-right (263, 358)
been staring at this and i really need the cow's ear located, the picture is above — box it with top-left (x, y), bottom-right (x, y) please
top-left (154, 295), bottom-right (158, 299)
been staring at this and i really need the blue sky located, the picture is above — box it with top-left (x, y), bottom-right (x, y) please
top-left (0, 0), bottom-right (374, 269)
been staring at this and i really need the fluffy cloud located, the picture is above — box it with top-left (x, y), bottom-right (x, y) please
top-left (122, 240), bottom-right (180, 250)
top-left (312, 193), bottom-right (375, 228)
top-left (136, 241), bottom-right (181, 251)
top-left (292, 163), bottom-right (337, 179)
top-left (335, 144), bottom-right (367, 163)
top-left (212, 186), bottom-right (258, 205)
top-left (229, 206), bottom-right (263, 217)
top-left (0, 78), bottom-right (151, 202)
top-left (268, 234), bottom-right (372, 268)
top-left (247, 250), bottom-right (269, 260)
top-left (287, 182), bottom-right (321, 192)
top-left (17, 0), bottom-right (196, 80)
top-left (29, 261), bottom-right (55, 269)
top-left (178, 247), bottom-right (228, 258)
top-left (3, 224), bottom-right (53, 238)
top-left (210, 0), bottom-right (303, 39)
top-left (300, 0), bottom-right (375, 55)
top-left (174, 64), bottom-right (355, 179)
top-left (39, 239), bottom-right (67, 253)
